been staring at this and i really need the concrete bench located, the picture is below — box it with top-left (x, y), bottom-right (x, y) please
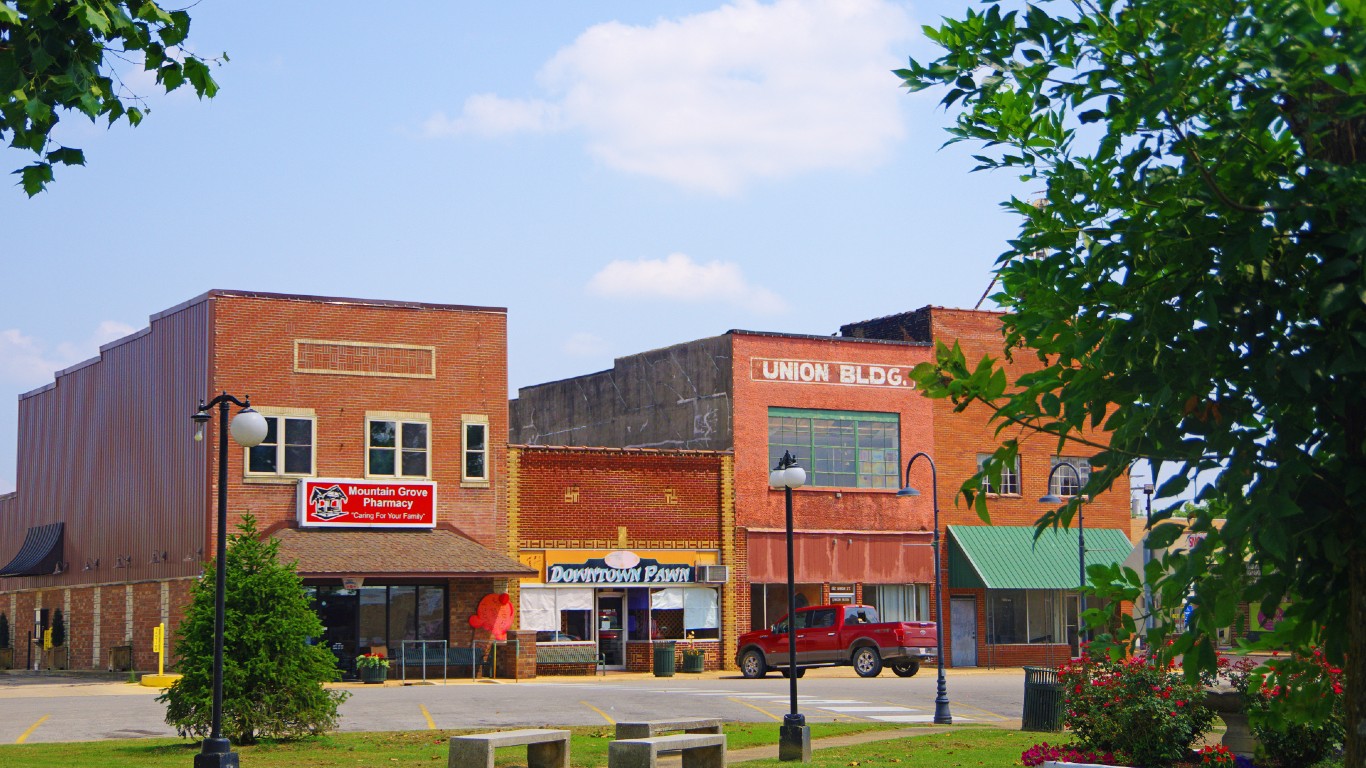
top-left (615, 718), bottom-right (723, 739)
top-left (448, 728), bottom-right (570, 768)
top-left (608, 733), bottom-right (726, 768)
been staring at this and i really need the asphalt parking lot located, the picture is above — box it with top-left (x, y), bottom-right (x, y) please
top-left (0, 665), bottom-right (1027, 744)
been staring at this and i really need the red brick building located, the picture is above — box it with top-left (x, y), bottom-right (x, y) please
top-left (511, 308), bottom-right (1131, 669)
top-left (508, 445), bottom-right (735, 673)
top-left (0, 290), bottom-right (530, 675)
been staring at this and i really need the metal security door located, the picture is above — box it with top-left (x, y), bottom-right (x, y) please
top-left (950, 597), bottom-right (978, 667)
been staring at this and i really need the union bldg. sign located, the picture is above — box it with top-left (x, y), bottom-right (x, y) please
top-left (751, 357), bottom-right (916, 389)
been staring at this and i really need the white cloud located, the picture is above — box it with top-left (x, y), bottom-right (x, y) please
top-left (424, 0), bottom-right (914, 194)
top-left (562, 332), bottom-right (611, 359)
top-left (587, 253), bottom-right (786, 314)
top-left (0, 321), bottom-right (137, 386)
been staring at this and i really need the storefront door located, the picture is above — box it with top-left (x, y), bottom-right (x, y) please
top-left (597, 593), bottom-right (625, 669)
top-left (950, 596), bottom-right (977, 667)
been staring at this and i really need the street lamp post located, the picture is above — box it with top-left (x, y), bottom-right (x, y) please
top-left (1142, 483), bottom-right (1155, 637)
top-left (191, 393), bottom-right (268, 768)
top-left (896, 452), bottom-right (952, 725)
top-left (769, 451), bottom-right (810, 763)
top-left (1040, 463), bottom-right (1086, 644)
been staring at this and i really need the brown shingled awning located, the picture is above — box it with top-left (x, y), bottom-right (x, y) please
top-left (271, 527), bottom-right (533, 579)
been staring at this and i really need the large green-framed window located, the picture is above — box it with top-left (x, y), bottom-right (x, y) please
top-left (768, 408), bottom-right (899, 488)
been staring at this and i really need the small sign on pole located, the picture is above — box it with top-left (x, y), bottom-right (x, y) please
top-left (152, 623), bottom-right (165, 676)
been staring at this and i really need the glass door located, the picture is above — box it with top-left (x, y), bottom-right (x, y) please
top-left (597, 592), bottom-right (625, 669)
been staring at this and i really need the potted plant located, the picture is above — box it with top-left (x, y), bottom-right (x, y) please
top-left (47, 609), bottom-right (68, 670)
top-left (356, 652), bottom-right (389, 683)
top-left (0, 612), bottom-right (12, 670)
top-left (680, 632), bottom-right (704, 674)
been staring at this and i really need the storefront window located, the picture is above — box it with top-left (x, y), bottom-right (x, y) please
top-left (309, 584), bottom-right (448, 658)
top-left (987, 589), bottom-right (1062, 644)
top-left (749, 583), bottom-right (820, 630)
top-left (865, 584), bottom-right (930, 622)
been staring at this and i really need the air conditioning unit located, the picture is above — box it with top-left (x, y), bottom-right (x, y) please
top-left (695, 565), bottom-right (729, 583)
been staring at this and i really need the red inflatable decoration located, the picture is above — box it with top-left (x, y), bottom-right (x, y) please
top-left (468, 593), bottom-right (513, 641)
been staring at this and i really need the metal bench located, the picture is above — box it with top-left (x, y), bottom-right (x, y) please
top-left (536, 643), bottom-right (605, 675)
top-left (615, 718), bottom-right (723, 739)
top-left (448, 728), bottom-right (570, 768)
top-left (609, 733), bottom-right (726, 768)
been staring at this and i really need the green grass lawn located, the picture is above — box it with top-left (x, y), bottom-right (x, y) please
top-left (0, 724), bottom-right (1042, 768)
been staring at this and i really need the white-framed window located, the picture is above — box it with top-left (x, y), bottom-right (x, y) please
top-left (366, 412), bottom-right (430, 478)
top-left (977, 453), bottom-right (1021, 495)
top-left (987, 589), bottom-right (1065, 644)
top-left (1049, 457), bottom-right (1091, 497)
top-left (245, 408), bottom-right (315, 477)
top-left (462, 415), bottom-right (489, 485)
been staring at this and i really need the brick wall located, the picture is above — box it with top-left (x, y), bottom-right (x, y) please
top-left (208, 294), bottom-right (508, 552)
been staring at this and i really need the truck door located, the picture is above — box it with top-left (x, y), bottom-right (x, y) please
top-left (801, 607), bottom-right (839, 663)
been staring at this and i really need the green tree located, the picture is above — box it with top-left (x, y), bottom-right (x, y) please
top-left (49, 608), bottom-right (64, 647)
top-left (895, 1), bottom-right (1364, 765)
top-left (0, 611), bottom-right (10, 649)
top-left (159, 515), bottom-right (347, 744)
top-left (0, 0), bottom-right (223, 195)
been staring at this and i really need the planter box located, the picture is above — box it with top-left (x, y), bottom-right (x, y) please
top-left (680, 652), bottom-right (705, 673)
top-left (46, 646), bottom-right (70, 670)
top-left (108, 645), bottom-right (133, 671)
top-left (360, 665), bottom-right (389, 684)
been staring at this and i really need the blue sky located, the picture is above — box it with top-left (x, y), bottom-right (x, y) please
top-left (0, 0), bottom-right (1035, 495)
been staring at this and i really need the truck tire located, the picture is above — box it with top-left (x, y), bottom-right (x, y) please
top-left (891, 660), bottom-right (920, 677)
top-left (852, 646), bottom-right (883, 677)
top-left (740, 649), bottom-right (768, 679)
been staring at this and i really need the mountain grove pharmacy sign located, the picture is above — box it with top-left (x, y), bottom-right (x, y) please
top-left (297, 478), bottom-right (437, 528)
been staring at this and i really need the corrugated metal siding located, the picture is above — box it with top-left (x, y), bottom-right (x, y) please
top-left (0, 300), bottom-right (212, 590)
top-left (747, 530), bottom-right (934, 584)
top-left (946, 525), bottom-right (1135, 590)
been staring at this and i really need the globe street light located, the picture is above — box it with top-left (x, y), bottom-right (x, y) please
top-left (896, 452), bottom-right (952, 725)
top-left (1041, 462), bottom-right (1086, 646)
top-left (191, 393), bottom-right (268, 768)
top-left (769, 450), bottom-right (809, 763)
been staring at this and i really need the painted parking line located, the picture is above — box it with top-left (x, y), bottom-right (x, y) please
top-left (16, 714), bottom-right (49, 744)
top-left (728, 698), bottom-right (782, 722)
top-left (419, 704), bottom-right (436, 730)
top-left (869, 714), bottom-right (974, 723)
top-left (582, 701), bottom-right (615, 724)
top-left (820, 706), bottom-right (918, 713)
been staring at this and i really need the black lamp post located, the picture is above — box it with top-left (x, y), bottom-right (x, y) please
top-left (191, 393), bottom-right (268, 768)
top-left (1142, 483), bottom-right (1155, 637)
top-left (895, 452), bottom-right (952, 725)
top-left (1040, 462), bottom-right (1086, 644)
top-left (769, 450), bottom-right (810, 763)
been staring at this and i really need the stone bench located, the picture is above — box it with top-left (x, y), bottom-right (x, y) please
top-left (608, 732), bottom-right (726, 768)
top-left (615, 718), bottom-right (723, 739)
top-left (448, 728), bottom-right (570, 768)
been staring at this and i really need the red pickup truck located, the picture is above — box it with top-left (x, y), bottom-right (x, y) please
top-left (735, 604), bottom-right (937, 678)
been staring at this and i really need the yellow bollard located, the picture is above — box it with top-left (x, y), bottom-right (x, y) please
top-left (140, 622), bottom-right (182, 688)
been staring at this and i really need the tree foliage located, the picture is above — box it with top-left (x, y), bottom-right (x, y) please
top-left (0, 611), bottom-right (9, 649)
top-left (897, 0), bottom-right (1364, 764)
top-left (159, 515), bottom-right (347, 745)
top-left (50, 607), bottom-right (64, 647)
top-left (0, 0), bottom-right (223, 195)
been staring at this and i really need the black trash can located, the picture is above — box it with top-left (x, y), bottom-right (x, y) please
top-left (653, 641), bottom-right (676, 677)
top-left (1021, 666), bottom-right (1063, 731)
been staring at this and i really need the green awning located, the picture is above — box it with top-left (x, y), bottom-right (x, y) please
top-left (947, 525), bottom-right (1135, 590)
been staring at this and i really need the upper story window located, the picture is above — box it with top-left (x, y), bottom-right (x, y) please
top-left (462, 415), bottom-right (489, 485)
top-left (1049, 456), bottom-right (1091, 497)
top-left (978, 453), bottom-right (1021, 496)
top-left (245, 409), bottom-right (315, 477)
top-left (366, 412), bottom-right (430, 478)
top-left (768, 407), bottom-right (899, 489)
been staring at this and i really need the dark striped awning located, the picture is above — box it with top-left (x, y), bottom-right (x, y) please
top-left (0, 522), bottom-right (64, 577)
